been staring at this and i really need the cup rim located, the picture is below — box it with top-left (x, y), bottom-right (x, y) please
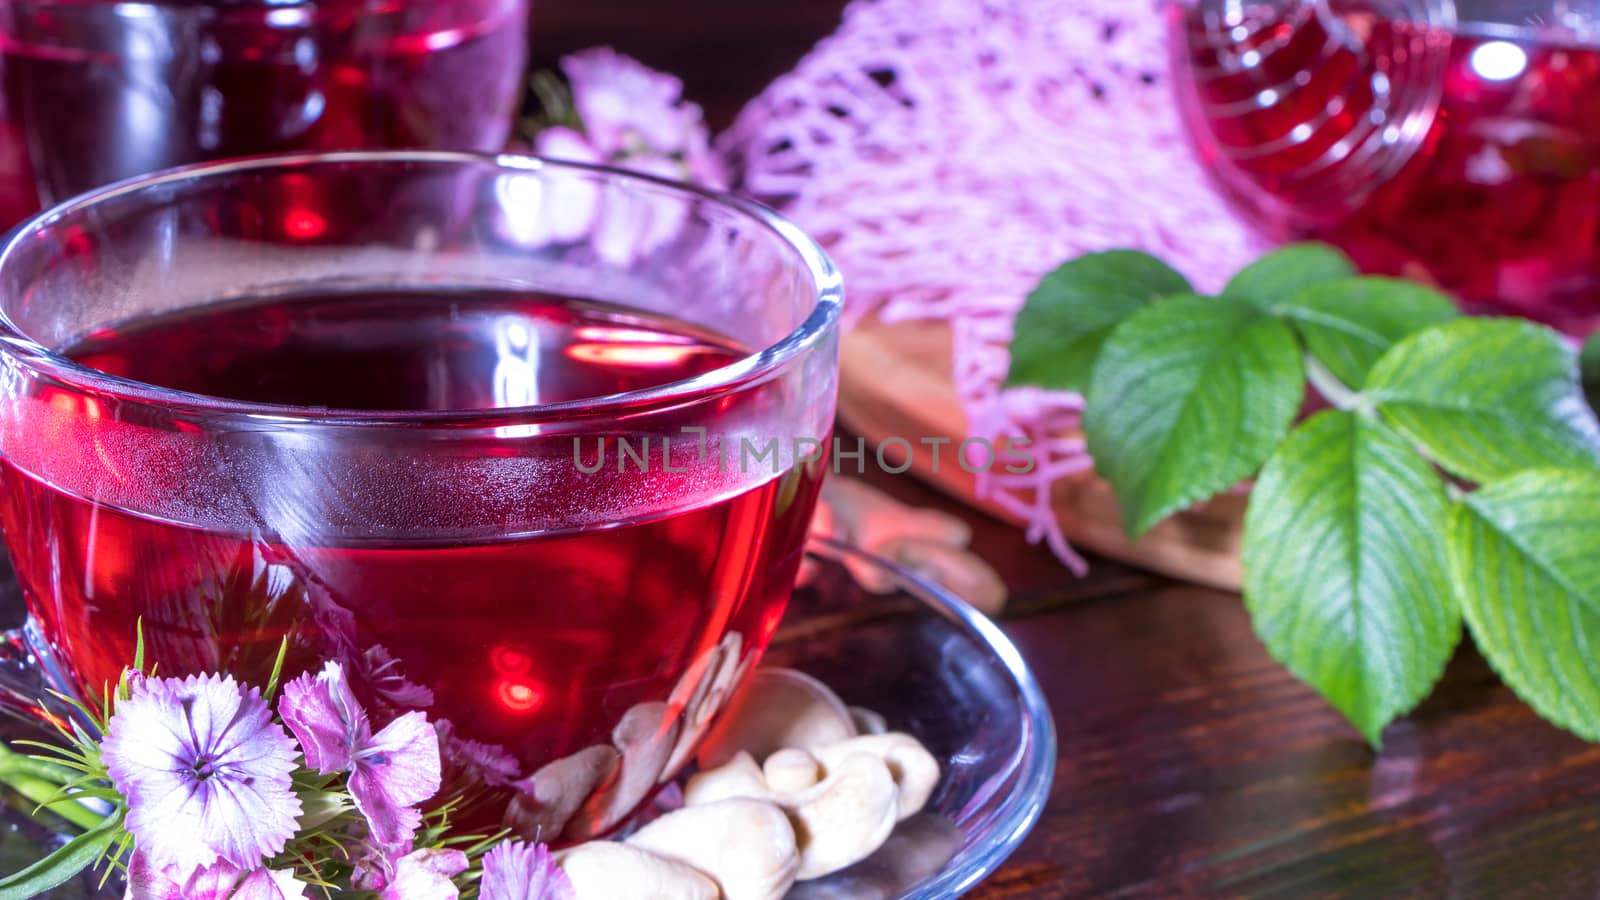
top-left (0, 150), bottom-right (844, 427)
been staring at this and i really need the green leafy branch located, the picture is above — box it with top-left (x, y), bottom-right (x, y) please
top-left (1007, 243), bottom-right (1600, 745)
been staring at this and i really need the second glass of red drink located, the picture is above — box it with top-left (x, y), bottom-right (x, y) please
top-left (1171, 0), bottom-right (1600, 330)
top-left (0, 0), bottom-right (529, 229)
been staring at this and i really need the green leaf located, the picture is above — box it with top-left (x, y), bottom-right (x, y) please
top-left (1242, 410), bottom-right (1458, 745)
top-left (1223, 242), bottom-right (1356, 308)
top-left (1275, 277), bottom-right (1459, 388)
top-left (0, 810), bottom-right (119, 900)
top-left (1004, 250), bottom-right (1192, 392)
top-left (1085, 293), bottom-right (1304, 537)
top-left (1365, 318), bottom-right (1600, 482)
top-left (264, 635), bottom-right (290, 703)
top-left (1448, 469), bottom-right (1600, 740)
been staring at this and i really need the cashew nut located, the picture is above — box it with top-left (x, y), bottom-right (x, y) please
top-left (763, 748), bottom-right (823, 794)
top-left (870, 813), bottom-right (961, 886)
top-left (877, 537), bottom-right (1009, 616)
top-left (820, 478), bottom-right (972, 555)
top-left (524, 660), bottom-right (945, 893)
top-left (683, 751), bottom-right (768, 807)
top-left (689, 733), bottom-right (940, 824)
top-left (812, 734), bottom-right (941, 822)
top-left (566, 701), bottom-right (681, 840)
top-left (556, 841), bottom-right (718, 900)
top-left (505, 744), bottom-right (619, 841)
top-left (809, 490), bottom-right (837, 539)
top-left (626, 798), bottom-right (800, 900)
top-left (798, 502), bottom-right (837, 586)
top-left (696, 668), bottom-right (857, 768)
top-left (816, 479), bottom-right (1010, 612)
top-left (663, 632), bottom-right (747, 776)
top-left (785, 752), bottom-right (901, 879)
top-left (849, 706), bottom-right (888, 736)
top-left (786, 813), bottom-right (960, 900)
top-left (684, 750), bottom-right (901, 881)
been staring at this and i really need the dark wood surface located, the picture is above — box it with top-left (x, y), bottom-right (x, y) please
top-left (529, 2), bottom-right (1600, 896)
top-left (866, 469), bottom-right (1600, 899)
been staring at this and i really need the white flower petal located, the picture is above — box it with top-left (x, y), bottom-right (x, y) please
top-left (103, 674), bottom-right (302, 877)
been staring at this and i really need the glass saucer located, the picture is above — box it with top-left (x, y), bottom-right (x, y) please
top-left (0, 537), bottom-right (1055, 898)
top-left (763, 537), bottom-right (1056, 899)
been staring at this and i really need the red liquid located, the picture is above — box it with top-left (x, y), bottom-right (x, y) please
top-left (0, 288), bottom-right (821, 829)
top-left (1174, 3), bottom-right (1600, 329)
top-left (0, 0), bottom-right (527, 227)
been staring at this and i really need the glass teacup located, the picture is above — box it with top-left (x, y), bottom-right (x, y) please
top-left (0, 151), bottom-right (842, 839)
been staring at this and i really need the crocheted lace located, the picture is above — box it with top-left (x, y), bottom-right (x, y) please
top-left (721, 0), bottom-right (1268, 570)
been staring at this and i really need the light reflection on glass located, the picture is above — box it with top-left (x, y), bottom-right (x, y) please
top-left (493, 316), bottom-right (540, 437)
top-left (566, 343), bottom-right (704, 367)
top-left (495, 173), bottom-right (544, 244)
top-left (1470, 40), bottom-right (1528, 82)
top-left (496, 678), bottom-right (544, 712)
top-left (567, 324), bottom-right (704, 368)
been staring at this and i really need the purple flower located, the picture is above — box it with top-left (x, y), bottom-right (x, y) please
top-left (361, 645), bottom-right (435, 710)
top-left (436, 719), bottom-right (521, 790)
top-left (529, 126), bottom-right (605, 243)
top-left (480, 841), bottom-right (575, 900)
top-left (589, 151), bottom-right (696, 266)
top-left (551, 47), bottom-right (727, 191)
top-left (535, 125), bottom-right (603, 166)
top-left (683, 127), bottom-right (730, 190)
top-left (351, 841), bottom-right (405, 893)
top-left (561, 48), bottom-right (695, 154)
top-left (277, 662), bottom-right (361, 773)
top-left (519, 48), bottom-right (726, 259)
top-left (234, 869), bottom-right (309, 900)
top-left (124, 851), bottom-right (308, 900)
top-left (349, 711), bottom-right (440, 847)
top-left (278, 662), bottom-right (442, 848)
top-left (378, 848), bottom-right (470, 900)
top-left (102, 674), bottom-right (301, 878)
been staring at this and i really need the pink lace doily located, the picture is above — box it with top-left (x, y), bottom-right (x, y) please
top-left (721, 0), bottom-right (1269, 571)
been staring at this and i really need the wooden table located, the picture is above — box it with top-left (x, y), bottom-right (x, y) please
top-left (863, 469), bottom-right (1600, 899)
top-left (528, 3), bottom-right (1600, 895)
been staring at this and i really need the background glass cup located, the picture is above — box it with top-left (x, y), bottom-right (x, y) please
top-left (0, 151), bottom-right (842, 840)
top-left (1170, 0), bottom-right (1600, 331)
top-left (0, 0), bottom-right (530, 229)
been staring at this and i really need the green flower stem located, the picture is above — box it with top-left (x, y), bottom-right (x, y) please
top-left (7, 774), bottom-right (104, 832)
top-left (0, 745), bottom-right (106, 832)
top-left (0, 744), bottom-right (73, 783)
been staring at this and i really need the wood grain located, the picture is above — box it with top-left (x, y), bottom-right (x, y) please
top-left (869, 467), bottom-right (1600, 900)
